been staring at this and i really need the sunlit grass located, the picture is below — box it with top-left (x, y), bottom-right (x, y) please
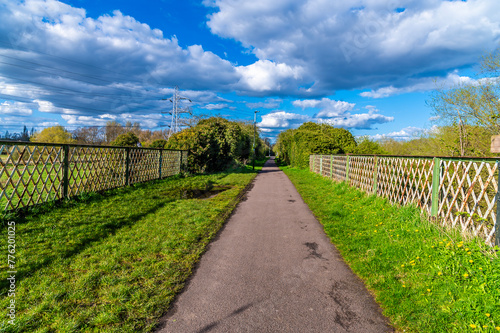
top-left (283, 166), bottom-right (500, 333)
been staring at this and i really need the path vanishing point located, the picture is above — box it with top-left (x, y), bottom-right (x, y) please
top-left (156, 158), bottom-right (393, 333)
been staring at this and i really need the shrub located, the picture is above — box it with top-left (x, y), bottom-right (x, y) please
top-left (274, 122), bottom-right (357, 168)
top-left (165, 117), bottom-right (253, 173)
top-left (149, 139), bottom-right (168, 149)
top-left (110, 132), bottom-right (139, 147)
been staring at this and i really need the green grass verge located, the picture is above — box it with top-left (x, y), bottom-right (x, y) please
top-left (282, 166), bottom-right (500, 333)
top-left (0, 161), bottom-right (266, 332)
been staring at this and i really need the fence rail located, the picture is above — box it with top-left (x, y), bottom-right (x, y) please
top-left (310, 154), bottom-right (500, 247)
top-left (0, 141), bottom-right (188, 211)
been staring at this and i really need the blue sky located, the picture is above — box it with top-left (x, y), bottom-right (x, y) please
top-left (0, 0), bottom-right (499, 142)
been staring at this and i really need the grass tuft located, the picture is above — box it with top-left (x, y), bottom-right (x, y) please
top-left (283, 166), bottom-right (500, 333)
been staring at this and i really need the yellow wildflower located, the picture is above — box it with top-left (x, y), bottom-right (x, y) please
top-left (438, 272), bottom-right (442, 276)
top-left (469, 260), bottom-right (473, 263)
top-left (470, 324), bottom-right (476, 329)
top-left (486, 313), bottom-right (491, 317)
top-left (463, 273), bottom-right (469, 278)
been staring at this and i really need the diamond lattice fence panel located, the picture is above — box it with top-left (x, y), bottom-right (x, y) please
top-left (332, 156), bottom-right (347, 182)
top-left (438, 159), bottom-right (498, 246)
top-left (377, 157), bottom-right (434, 214)
top-left (320, 155), bottom-right (332, 178)
top-left (161, 150), bottom-right (181, 178)
top-left (0, 142), bottom-right (186, 212)
top-left (129, 149), bottom-right (161, 185)
top-left (348, 156), bottom-right (376, 193)
top-left (67, 146), bottom-right (126, 196)
top-left (0, 144), bottom-right (64, 210)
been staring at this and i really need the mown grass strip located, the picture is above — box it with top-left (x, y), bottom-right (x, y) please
top-left (0, 161), bottom-right (266, 332)
top-left (283, 166), bottom-right (500, 333)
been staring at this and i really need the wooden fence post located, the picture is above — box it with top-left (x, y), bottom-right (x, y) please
top-left (431, 157), bottom-right (441, 217)
top-left (319, 155), bottom-right (323, 175)
top-left (62, 144), bottom-right (69, 198)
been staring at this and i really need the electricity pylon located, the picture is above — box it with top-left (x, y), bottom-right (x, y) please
top-left (162, 86), bottom-right (192, 138)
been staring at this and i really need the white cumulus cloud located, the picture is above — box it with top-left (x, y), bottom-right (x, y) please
top-left (207, 0), bottom-right (500, 92)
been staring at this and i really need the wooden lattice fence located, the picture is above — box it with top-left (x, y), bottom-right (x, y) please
top-left (310, 154), bottom-right (500, 247)
top-left (0, 141), bottom-right (187, 211)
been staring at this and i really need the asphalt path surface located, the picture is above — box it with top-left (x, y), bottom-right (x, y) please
top-left (157, 158), bottom-right (393, 333)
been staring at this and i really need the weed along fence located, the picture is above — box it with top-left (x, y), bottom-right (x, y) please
top-left (310, 154), bottom-right (500, 247)
top-left (0, 140), bottom-right (188, 211)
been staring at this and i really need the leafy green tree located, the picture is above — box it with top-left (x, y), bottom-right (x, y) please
top-left (352, 137), bottom-right (387, 155)
top-left (30, 125), bottom-right (75, 144)
top-left (110, 132), bottom-right (140, 147)
top-left (275, 122), bottom-right (357, 168)
top-left (148, 139), bottom-right (168, 149)
top-left (165, 117), bottom-right (253, 173)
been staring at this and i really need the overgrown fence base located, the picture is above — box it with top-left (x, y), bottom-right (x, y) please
top-left (310, 154), bottom-right (499, 247)
top-left (0, 141), bottom-right (188, 211)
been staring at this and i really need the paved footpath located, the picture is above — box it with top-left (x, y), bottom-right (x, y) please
top-left (156, 158), bottom-right (392, 333)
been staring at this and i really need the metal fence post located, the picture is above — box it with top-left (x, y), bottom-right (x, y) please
top-left (431, 157), bottom-right (441, 217)
top-left (62, 144), bottom-right (69, 198)
top-left (373, 156), bottom-right (378, 194)
top-left (496, 161), bottom-right (500, 246)
top-left (125, 147), bottom-right (130, 186)
top-left (158, 150), bottom-right (163, 179)
top-left (346, 155), bottom-right (350, 182)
